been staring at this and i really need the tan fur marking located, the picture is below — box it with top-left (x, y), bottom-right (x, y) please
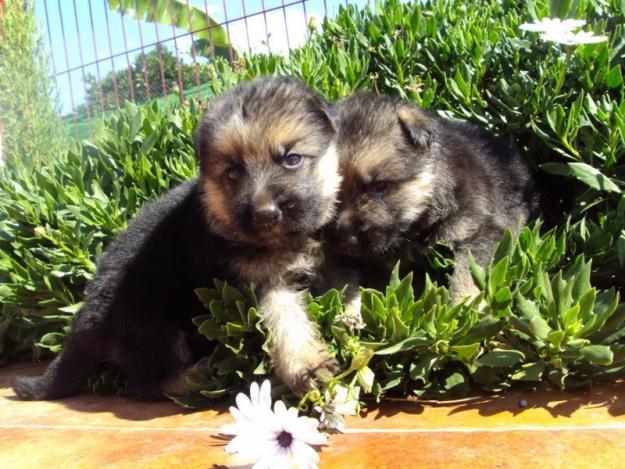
top-left (316, 143), bottom-right (341, 224)
top-left (201, 178), bottom-right (232, 230)
top-left (397, 104), bottom-right (428, 126)
top-left (395, 169), bottom-right (436, 224)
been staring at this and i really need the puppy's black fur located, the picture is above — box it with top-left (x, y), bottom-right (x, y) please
top-left (12, 77), bottom-right (341, 400)
top-left (13, 181), bottom-right (224, 400)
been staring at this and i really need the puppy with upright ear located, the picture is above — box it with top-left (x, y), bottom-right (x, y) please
top-left (12, 76), bottom-right (341, 401)
top-left (327, 92), bottom-right (538, 304)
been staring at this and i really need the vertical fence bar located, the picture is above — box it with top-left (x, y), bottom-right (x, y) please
top-left (135, 0), bottom-right (152, 102)
top-left (56, 0), bottom-right (78, 139)
top-left (221, 0), bottom-right (235, 63)
top-left (241, 0), bottom-right (252, 54)
top-left (280, 0), bottom-right (292, 50)
top-left (71, 0), bottom-right (93, 136)
top-left (260, 0), bottom-right (271, 53)
top-left (102, 0), bottom-right (121, 109)
top-left (323, 0), bottom-right (328, 17)
top-left (87, 0), bottom-right (105, 113)
top-left (302, 0), bottom-right (309, 39)
top-left (184, 0), bottom-right (203, 98)
top-left (166, 0), bottom-right (185, 100)
top-left (118, 6), bottom-right (136, 103)
top-left (150, 2), bottom-right (169, 98)
top-left (202, 0), bottom-right (217, 62)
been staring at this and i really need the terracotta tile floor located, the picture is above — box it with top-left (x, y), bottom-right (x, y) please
top-left (1, 362), bottom-right (625, 468)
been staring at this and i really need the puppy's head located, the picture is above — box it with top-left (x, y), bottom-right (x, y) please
top-left (329, 93), bottom-right (438, 257)
top-left (195, 76), bottom-right (340, 248)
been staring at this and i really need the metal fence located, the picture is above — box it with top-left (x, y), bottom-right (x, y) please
top-left (37, 0), bottom-right (368, 139)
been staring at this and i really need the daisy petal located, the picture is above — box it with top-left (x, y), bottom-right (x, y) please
top-left (219, 423), bottom-right (240, 435)
top-left (273, 399), bottom-right (287, 416)
top-left (259, 380), bottom-right (272, 411)
top-left (235, 392), bottom-right (254, 417)
top-left (250, 381), bottom-right (260, 407)
top-left (292, 439), bottom-right (321, 465)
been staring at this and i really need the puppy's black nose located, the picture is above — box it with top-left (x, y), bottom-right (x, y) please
top-left (253, 205), bottom-right (281, 228)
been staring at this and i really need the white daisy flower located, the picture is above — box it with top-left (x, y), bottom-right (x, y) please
top-left (221, 380), bottom-right (326, 468)
top-left (315, 385), bottom-right (359, 433)
top-left (519, 18), bottom-right (585, 33)
top-left (253, 400), bottom-right (327, 469)
top-left (541, 29), bottom-right (608, 45)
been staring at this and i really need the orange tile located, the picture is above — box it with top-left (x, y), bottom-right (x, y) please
top-left (319, 430), bottom-right (625, 469)
top-left (2, 362), bottom-right (625, 469)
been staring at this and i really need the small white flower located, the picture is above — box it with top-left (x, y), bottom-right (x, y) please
top-left (314, 385), bottom-right (359, 433)
top-left (335, 311), bottom-right (366, 331)
top-left (220, 380), bottom-right (326, 468)
top-left (541, 30), bottom-right (608, 45)
top-left (520, 18), bottom-right (585, 34)
top-left (519, 17), bottom-right (607, 46)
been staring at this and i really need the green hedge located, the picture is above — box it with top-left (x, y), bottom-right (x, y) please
top-left (1, 0), bottom-right (624, 404)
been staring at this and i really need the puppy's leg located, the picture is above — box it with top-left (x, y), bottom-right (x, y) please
top-left (160, 356), bottom-right (212, 397)
top-left (449, 248), bottom-right (482, 304)
top-left (450, 228), bottom-right (505, 304)
top-left (12, 333), bottom-right (103, 400)
top-left (339, 277), bottom-right (366, 331)
top-left (318, 259), bottom-right (363, 330)
top-left (117, 328), bottom-right (193, 401)
top-left (260, 286), bottom-right (338, 395)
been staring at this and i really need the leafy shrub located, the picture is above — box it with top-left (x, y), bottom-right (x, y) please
top-left (0, 0), bottom-right (624, 409)
top-left (181, 226), bottom-right (624, 408)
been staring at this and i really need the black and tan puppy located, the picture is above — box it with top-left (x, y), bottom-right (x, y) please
top-left (12, 76), bottom-right (341, 400)
top-left (328, 93), bottom-right (537, 304)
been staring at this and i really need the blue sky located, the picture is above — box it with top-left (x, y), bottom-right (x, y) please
top-left (34, 0), bottom-right (370, 114)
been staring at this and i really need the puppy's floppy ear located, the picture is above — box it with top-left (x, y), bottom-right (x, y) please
top-left (397, 103), bottom-right (433, 149)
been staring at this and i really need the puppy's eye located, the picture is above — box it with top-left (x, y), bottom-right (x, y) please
top-left (371, 180), bottom-right (389, 194)
top-left (225, 167), bottom-right (242, 181)
top-left (283, 153), bottom-right (303, 169)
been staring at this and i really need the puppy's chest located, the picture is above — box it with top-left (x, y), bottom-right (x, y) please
top-left (228, 240), bottom-right (323, 290)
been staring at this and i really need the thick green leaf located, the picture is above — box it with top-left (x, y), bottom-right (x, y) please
top-left (477, 349), bottom-right (525, 367)
top-left (511, 362), bottom-right (545, 381)
top-left (580, 345), bottom-right (614, 366)
top-left (374, 336), bottom-right (430, 355)
top-left (450, 343), bottom-right (480, 362)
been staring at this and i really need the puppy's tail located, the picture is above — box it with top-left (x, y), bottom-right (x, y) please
top-left (12, 336), bottom-right (101, 400)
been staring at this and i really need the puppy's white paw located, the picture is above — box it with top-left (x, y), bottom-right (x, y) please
top-left (274, 342), bottom-right (339, 395)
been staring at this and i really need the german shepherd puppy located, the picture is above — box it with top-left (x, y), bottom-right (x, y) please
top-left (327, 93), bottom-right (537, 304)
top-left (12, 77), bottom-right (341, 400)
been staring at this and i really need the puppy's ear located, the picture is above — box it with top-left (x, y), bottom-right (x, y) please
top-left (307, 94), bottom-right (339, 133)
top-left (193, 118), bottom-right (212, 168)
top-left (397, 104), bottom-right (433, 149)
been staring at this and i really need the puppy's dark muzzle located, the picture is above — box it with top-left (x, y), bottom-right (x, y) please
top-left (253, 206), bottom-right (282, 231)
top-left (327, 228), bottom-right (362, 255)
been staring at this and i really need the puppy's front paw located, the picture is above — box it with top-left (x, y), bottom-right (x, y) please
top-left (276, 346), bottom-right (339, 395)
